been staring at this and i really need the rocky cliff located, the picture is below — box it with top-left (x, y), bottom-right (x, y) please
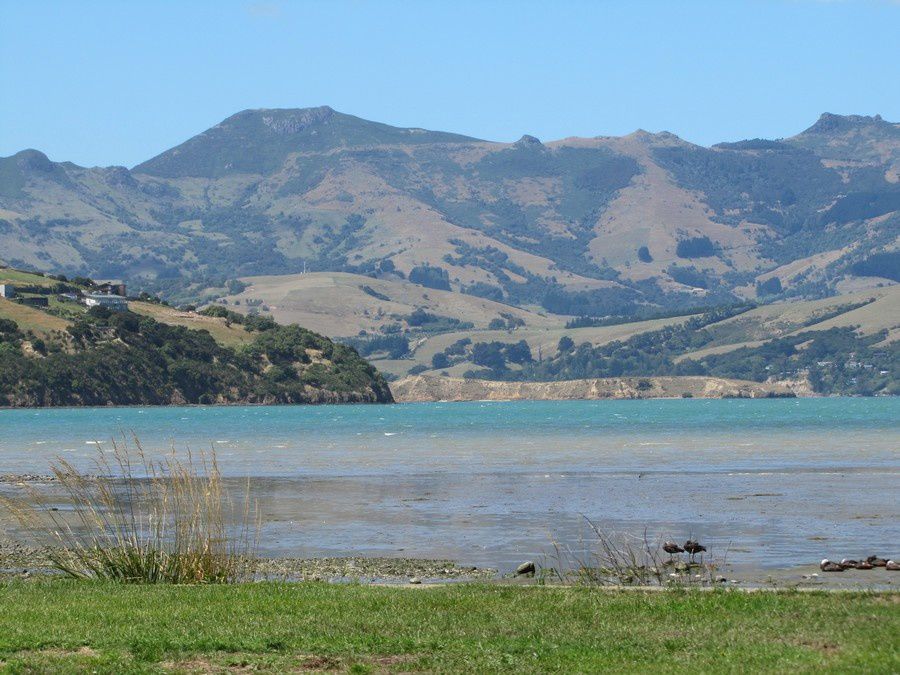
top-left (390, 375), bottom-right (808, 403)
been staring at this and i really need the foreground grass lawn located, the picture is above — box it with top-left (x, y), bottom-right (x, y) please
top-left (0, 582), bottom-right (897, 673)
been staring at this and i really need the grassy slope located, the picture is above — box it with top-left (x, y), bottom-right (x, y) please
top-left (677, 287), bottom-right (900, 362)
top-left (0, 298), bottom-right (70, 335)
top-left (224, 271), bottom-right (558, 336)
top-left (378, 315), bottom-right (699, 378)
top-left (380, 287), bottom-right (900, 378)
top-left (129, 301), bottom-right (253, 347)
top-left (0, 268), bottom-right (59, 287)
top-left (0, 582), bottom-right (896, 673)
top-left (0, 264), bottom-right (254, 347)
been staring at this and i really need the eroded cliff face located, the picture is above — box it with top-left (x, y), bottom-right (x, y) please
top-left (389, 375), bottom-right (807, 403)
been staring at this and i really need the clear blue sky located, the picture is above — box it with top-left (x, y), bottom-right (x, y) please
top-left (2, 0), bottom-right (898, 168)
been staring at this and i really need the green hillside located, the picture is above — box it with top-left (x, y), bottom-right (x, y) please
top-left (0, 267), bottom-right (392, 407)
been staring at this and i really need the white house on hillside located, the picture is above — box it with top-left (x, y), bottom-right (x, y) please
top-left (83, 293), bottom-right (128, 311)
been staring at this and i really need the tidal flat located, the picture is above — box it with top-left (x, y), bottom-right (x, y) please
top-left (1, 398), bottom-right (898, 584)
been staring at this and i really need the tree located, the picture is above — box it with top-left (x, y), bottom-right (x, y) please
top-left (471, 342), bottom-right (506, 370)
top-left (637, 246), bottom-right (653, 263)
top-left (432, 352), bottom-right (450, 369)
top-left (504, 340), bottom-right (532, 365)
top-left (756, 277), bottom-right (783, 297)
top-left (557, 336), bottom-right (575, 353)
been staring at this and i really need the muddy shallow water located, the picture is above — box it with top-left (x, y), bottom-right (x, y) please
top-left (0, 398), bottom-right (897, 579)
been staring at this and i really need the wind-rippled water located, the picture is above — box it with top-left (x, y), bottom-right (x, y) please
top-left (1, 398), bottom-right (898, 572)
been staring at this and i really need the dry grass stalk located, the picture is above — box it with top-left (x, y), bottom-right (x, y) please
top-left (2, 436), bottom-right (258, 583)
top-left (541, 517), bottom-right (725, 587)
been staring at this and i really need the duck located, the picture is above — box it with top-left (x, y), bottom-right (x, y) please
top-left (820, 559), bottom-right (843, 572)
top-left (866, 555), bottom-right (888, 567)
top-left (855, 560), bottom-right (874, 570)
top-left (886, 560), bottom-right (900, 571)
top-left (839, 559), bottom-right (859, 570)
top-left (663, 541), bottom-right (684, 555)
top-left (684, 540), bottom-right (706, 555)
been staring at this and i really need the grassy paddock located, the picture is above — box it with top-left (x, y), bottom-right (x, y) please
top-left (0, 582), bottom-right (897, 673)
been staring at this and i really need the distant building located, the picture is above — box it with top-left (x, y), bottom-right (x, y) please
top-left (0, 284), bottom-right (15, 299)
top-left (94, 280), bottom-right (127, 297)
top-left (83, 293), bottom-right (128, 311)
top-left (18, 296), bottom-right (49, 308)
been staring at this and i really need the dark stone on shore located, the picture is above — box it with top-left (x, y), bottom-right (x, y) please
top-left (516, 561), bottom-right (536, 576)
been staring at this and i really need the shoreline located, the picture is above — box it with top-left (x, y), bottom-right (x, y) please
top-left (0, 541), bottom-right (495, 584)
top-left (6, 392), bottom-right (896, 411)
top-left (3, 540), bottom-right (896, 590)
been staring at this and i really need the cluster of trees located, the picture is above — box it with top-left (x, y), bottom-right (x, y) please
top-left (467, 340), bottom-right (532, 373)
top-left (344, 334), bottom-right (410, 360)
top-left (563, 303), bottom-right (747, 329)
top-left (199, 305), bottom-right (277, 331)
top-left (405, 308), bottom-right (473, 332)
top-left (487, 313), bottom-right (525, 331)
top-left (699, 328), bottom-right (898, 396)
top-left (426, 336), bottom-right (535, 374)
top-left (408, 265), bottom-right (451, 291)
top-left (668, 265), bottom-right (710, 289)
top-left (849, 252), bottom-right (900, 282)
top-left (675, 237), bottom-right (716, 259)
top-left (756, 277), bottom-right (783, 297)
top-left (0, 308), bottom-right (392, 406)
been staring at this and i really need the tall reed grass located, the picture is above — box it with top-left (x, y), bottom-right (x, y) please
top-left (2, 437), bottom-right (258, 583)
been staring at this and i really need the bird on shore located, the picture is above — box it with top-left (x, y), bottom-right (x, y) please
top-left (866, 555), bottom-right (888, 567)
top-left (820, 559), bottom-right (844, 572)
top-left (855, 560), bottom-right (874, 570)
top-left (684, 540), bottom-right (706, 562)
top-left (663, 541), bottom-right (684, 557)
top-left (886, 560), bottom-right (900, 571)
top-left (839, 558), bottom-right (860, 570)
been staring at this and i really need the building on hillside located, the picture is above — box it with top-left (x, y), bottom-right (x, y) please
top-left (94, 280), bottom-right (127, 297)
top-left (18, 296), bottom-right (49, 307)
top-left (0, 284), bottom-right (15, 299)
top-left (83, 293), bottom-right (128, 311)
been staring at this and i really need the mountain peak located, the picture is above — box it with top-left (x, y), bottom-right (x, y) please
top-left (134, 106), bottom-right (480, 178)
top-left (801, 112), bottom-right (890, 135)
top-left (12, 149), bottom-right (53, 172)
top-left (224, 106), bottom-right (337, 134)
top-left (514, 134), bottom-right (544, 148)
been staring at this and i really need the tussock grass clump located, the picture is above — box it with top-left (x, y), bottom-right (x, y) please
top-left (2, 438), bottom-right (257, 583)
top-left (542, 518), bottom-right (724, 587)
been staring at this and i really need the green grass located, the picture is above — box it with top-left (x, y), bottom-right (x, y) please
top-left (0, 582), bottom-right (896, 673)
top-left (0, 267), bottom-right (59, 287)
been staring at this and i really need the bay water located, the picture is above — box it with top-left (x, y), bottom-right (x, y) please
top-left (1, 398), bottom-right (897, 573)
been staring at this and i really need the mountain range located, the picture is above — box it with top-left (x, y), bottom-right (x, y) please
top-left (1, 108), bottom-right (898, 321)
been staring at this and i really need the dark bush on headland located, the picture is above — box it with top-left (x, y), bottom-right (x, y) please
top-left (0, 310), bottom-right (392, 406)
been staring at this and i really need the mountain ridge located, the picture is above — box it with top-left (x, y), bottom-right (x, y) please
top-left (1, 109), bottom-right (897, 323)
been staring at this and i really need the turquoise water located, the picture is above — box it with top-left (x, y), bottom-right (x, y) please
top-left (1, 398), bottom-right (898, 572)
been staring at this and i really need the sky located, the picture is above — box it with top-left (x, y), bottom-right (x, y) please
top-left (2, 0), bottom-right (899, 168)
